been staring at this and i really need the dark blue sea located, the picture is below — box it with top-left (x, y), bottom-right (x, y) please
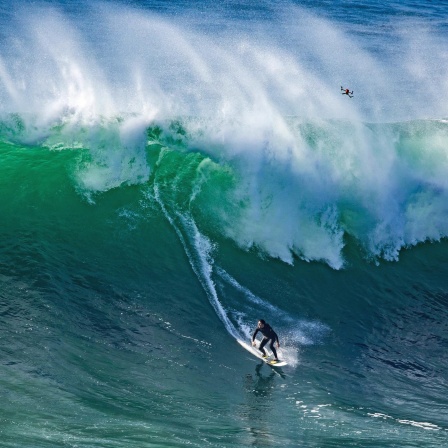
top-left (1, 0), bottom-right (448, 446)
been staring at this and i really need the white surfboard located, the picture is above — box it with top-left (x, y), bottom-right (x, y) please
top-left (237, 338), bottom-right (288, 367)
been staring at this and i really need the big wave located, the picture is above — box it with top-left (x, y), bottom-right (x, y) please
top-left (0, 3), bottom-right (447, 269)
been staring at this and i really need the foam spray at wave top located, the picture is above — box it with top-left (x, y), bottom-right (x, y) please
top-left (1, 2), bottom-right (448, 274)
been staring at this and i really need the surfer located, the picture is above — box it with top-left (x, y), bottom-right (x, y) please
top-left (341, 86), bottom-right (353, 98)
top-left (252, 319), bottom-right (280, 362)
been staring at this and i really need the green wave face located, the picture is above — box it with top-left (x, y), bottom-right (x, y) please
top-left (2, 115), bottom-right (448, 270)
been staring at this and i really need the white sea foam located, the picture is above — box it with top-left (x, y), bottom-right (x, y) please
top-left (368, 413), bottom-right (442, 431)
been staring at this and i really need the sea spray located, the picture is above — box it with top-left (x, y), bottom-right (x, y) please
top-left (0, 3), bottom-right (447, 267)
top-left (1, 3), bottom-right (447, 122)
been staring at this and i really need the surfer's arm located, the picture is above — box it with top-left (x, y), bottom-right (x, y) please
top-left (252, 328), bottom-right (259, 342)
top-left (273, 331), bottom-right (280, 346)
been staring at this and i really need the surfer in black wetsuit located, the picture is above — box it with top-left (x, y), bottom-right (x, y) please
top-left (252, 319), bottom-right (280, 362)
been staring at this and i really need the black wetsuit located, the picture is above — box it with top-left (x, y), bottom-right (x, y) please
top-left (252, 323), bottom-right (279, 359)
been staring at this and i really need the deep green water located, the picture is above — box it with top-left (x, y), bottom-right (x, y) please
top-left (1, 121), bottom-right (448, 446)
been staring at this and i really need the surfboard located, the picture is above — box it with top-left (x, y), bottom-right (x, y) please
top-left (237, 338), bottom-right (288, 367)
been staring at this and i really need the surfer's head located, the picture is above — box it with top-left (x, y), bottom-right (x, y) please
top-left (258, 319), bottom-right (266, 328)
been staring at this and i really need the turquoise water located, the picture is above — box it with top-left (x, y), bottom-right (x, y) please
top-left (1, 1), bottom-right (448, 447)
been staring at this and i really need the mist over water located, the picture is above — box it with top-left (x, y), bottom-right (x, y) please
top-left (0, 1), bottom-right (447, 121)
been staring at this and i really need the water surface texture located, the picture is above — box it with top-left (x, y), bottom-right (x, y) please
top-left (1, 1), bottom-right (448, 447)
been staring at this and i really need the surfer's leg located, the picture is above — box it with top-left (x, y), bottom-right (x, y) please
top-left (269, 339), bottom-right (278, 360)
top-left (259, 338), bottom-right (268, 356)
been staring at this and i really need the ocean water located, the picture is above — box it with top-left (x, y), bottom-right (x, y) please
top-left (1, 0), bottom-right (448, 446)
